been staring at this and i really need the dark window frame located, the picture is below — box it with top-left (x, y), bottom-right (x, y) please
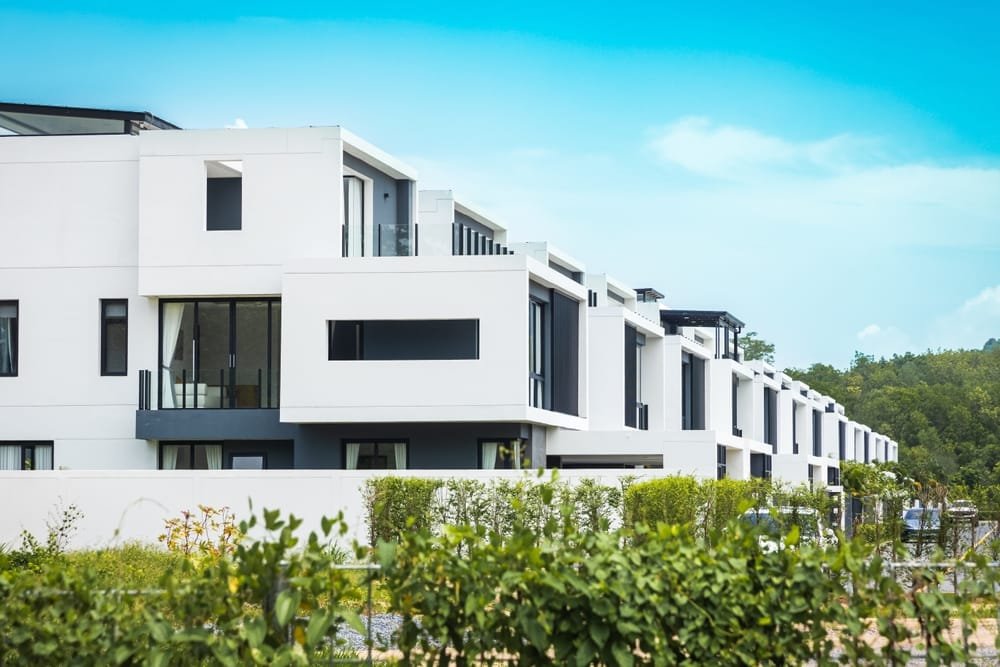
top-left (206, 172), bottom-right (243, 231)
top-left (528, 299), bottom-right (546, 409)
top-left (157, 442), bottom-right (224, 470)
top-left (478, 438), bottom-right (526, 470)
top-left (1, 441), bottom-right (53, 470)
top-left (100, 298), bottom-right (128, 376)
top-left (0, 300), bottom-right (17, 377)
top-left (342, 439), bottom-right (409, 470)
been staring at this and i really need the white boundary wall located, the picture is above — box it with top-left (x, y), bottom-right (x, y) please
top-left (0, 469), bottom-right (667, 550)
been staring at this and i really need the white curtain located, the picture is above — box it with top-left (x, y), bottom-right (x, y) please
top-left (0, 445), bottom-right (20, 470)
top-left (345, 442), bottom-right (360, 470)
top-left (205, 444), bottom-right (222, 470)
top-left (34, 445), bottom-right (52, 471)
top-left (161, 444), bottom-right (181, 470)
top-left (513, 439), bottom-right (522, 470)
top-left (160, 303), bottom-right (185, 408)
top-left (0, 304), bottom-right (14, 376)
top-left (344, 176), bottom-right (364, 257)
top-left (481, 442), bottom-right (497, 470)
top-left (393, 442), bottom-right (407, 470)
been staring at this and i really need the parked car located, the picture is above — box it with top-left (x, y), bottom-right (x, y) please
top-left (741, 507), bottom-right (832, 552)
top-left (901, 507), bottom-right (941, 541)
top-left (946, 499), bottom-right (978, 521)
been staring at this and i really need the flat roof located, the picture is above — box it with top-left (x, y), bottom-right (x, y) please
top-left (0, 102), bottom-right (179, 136)
top-left (659, 309), bottom-right (745, 329)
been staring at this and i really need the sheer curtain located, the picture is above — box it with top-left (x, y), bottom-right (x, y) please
top-left (344, 176), bottom-right (364, 257)
top-left (0, 445), bottom-right (20, 470)
top-left (34, 445), bottom-right (52, 470)
top-left (480, 442), bottom-right (497, 470)
top-left (205, 445), bottom-right (222, 471)
top-left (160, 303), bottom-right (185, 408)
top-left (345, 442), bottom-right (360, 470)
top-left (160, 444), bottom-right (181, 470)
top-left (393, 442), bottom-right (407, 470)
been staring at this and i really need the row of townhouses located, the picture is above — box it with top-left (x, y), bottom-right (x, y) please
top-left (0, 103), bottom-right (897, 497)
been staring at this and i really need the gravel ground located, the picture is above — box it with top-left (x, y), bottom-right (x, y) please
top-left (333, 613), bottom-right (405, 651)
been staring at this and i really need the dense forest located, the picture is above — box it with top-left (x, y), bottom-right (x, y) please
top-left (788, 344), bottom-right (1000, 487)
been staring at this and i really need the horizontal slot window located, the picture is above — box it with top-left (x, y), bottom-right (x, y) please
top-left (328, 319), bottom-right (479, 361)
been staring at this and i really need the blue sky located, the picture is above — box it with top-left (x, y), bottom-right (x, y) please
top-left (2, 2), bottom-right (998, 369)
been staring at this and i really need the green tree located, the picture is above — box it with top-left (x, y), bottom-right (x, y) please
top-left (740, 330), bottom-right (775, 364)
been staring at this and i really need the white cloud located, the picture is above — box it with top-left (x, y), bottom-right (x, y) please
top-left (225, 117), bottom-right (248, 129)
top-left (857, 324), bottom-right (881, 339)
top-left (647, 116), bottom-right (879, 181)
top-left (959, 285), bottom-right (1000, 315)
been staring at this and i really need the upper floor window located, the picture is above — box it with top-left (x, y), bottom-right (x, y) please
top-left (0, 301), bottom-right (16, 377)
top-left (343, 175), bottom-right (365, 257)
top-left (0, 442), bottom-right (52, 470)
top-left (328, 319), bottom-right (479, 361)
top-left (100, 299), bottom-right (128, 376)
top-left (206, 161), bottom-right (242, 231)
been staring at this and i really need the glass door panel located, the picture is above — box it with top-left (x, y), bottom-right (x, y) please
top-left (234, 301), bottom-right (269, 408)
top-left (197, 301), bottom-right (231, 409)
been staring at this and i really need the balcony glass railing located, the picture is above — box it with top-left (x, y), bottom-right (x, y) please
top-left (142, 367), bottom-right (278, 409)
top-left (414, 222), bottom-right (512, 257)
top-left (376, 224), bottom-right (410, 257)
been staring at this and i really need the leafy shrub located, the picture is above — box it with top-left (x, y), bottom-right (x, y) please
top-left (2, 503), bottom-right (82, 571)
top-left (159, 504), bottom-right (241, 558)
top-left (363, 477), bottom-right (442, 547)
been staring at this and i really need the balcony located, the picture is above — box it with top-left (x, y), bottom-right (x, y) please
top-left (732, 425), bottom-right (743, 438)
top-left (415, 222), bottom-right (511, 257)
top-left (139, 367), bottom-right (277, 410)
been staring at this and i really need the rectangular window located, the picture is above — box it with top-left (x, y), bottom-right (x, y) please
top-left (343, 175), bottom-right (365, 257)
top-left (0, 301), bottom-right (17, 377)
top-left (717, 445), bottom-right (727, 480)
top-left (480, 439), bottom-right (525, 470)
top-left (529, 300), bottom-right (545, 408)
top-left (344, 441), bottom-right (407, 470)
top-left (328, 319), bottom-right (479, 361)
top-left (159, 443), bottom-right (223, 470)
top-left (838, 421), bottom-right (846, 460)
top-left (160, 299), bottom-right (281, 409)
top-left (813, 410), bottom-right (823, 456)
top-left (100, 299), bottom-right (127, 376)
top-left (206, 161), bottom-right (242, 231)
top-left (750, 452), bottom-right (772, 480)
top-left (763, 387), bottom-right (777, 448)
top-left (230, 454), bottom-right (266, 470)
top-left (0, 442), bottom-right (53, 470)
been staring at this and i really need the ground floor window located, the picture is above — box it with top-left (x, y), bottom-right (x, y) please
top-left (345, 441), bottom-right (407, 470)
top-left (160, 443), bottom-right (223, 470)
top-left (480, 439), bottom-right (525, 469)
top-left (0, 442), bottom-right (53, 470)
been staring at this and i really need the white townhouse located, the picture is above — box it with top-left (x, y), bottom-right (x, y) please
top-left (0, 102), bottom-right (895, 487)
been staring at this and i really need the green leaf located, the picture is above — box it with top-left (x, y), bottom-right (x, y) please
top-left (305, 610), bottom-right (332, 647)
top-left (274, 589), bottom-right (301, 627)
top-left (611, 643), bottom-right (635, 667)
top-left (243, 616), bottom-right (267, 648)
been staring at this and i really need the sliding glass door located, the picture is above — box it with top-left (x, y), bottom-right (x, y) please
top-left (160, 299), bottom-right (280, 409)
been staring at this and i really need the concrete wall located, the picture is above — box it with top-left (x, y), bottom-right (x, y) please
top-left (0, 134), bottom-right (155, 469)
top-left (138, 128), bottom-right (345, 297)
top-left (0, 468), bottom-right (666, 549)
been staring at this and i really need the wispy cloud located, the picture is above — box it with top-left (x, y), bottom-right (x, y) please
top-left (225, 117), bottom-right (248, 129)
top-left (857, 324), bottom-right (881, 340)
top-left (647, 116), bottom-right (883, 181)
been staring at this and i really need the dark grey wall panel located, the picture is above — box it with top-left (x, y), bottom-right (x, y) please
top-left (294, 422), bottom-right (523, 469)
top-left (136, 409), bottom-right (297, 441)
top-left (624, 325), bottom-right (637, 427)
top-left (691, 356), bottom-right (706, 429)
top-left (551, 291), bottom-right (579, 416)
top-left (455, 211), bottom-right (494, 240)
top-left (343, 153), bottom-right (406, 230)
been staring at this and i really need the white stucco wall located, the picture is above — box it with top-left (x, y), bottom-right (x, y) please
top-left (0, 468), bottom-right (664, 550)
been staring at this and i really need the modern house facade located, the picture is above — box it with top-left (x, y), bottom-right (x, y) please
top-left (0, 102), bottom-right (897, 488)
